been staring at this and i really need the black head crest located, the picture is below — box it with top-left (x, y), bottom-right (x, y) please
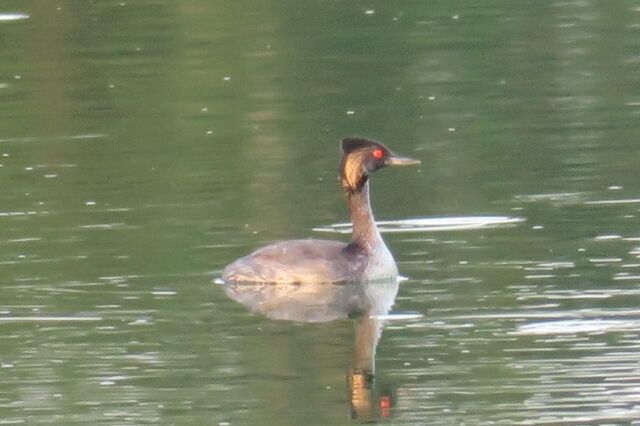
top-left (338, 136), bottom-right (419, 193)
top-left (341, 137), bottom-right (384, 155)
top-left (339, 137), bottom-right (386, 193)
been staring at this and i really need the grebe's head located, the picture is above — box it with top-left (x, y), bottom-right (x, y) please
top-left (339, 137), bottom-right (420, 193)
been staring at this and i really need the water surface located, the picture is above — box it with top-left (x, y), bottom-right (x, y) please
top-left (2, 0), bottom-right (640, 424)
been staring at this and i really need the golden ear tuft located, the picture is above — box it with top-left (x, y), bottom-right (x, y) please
top-left (340, 150), bottom-right (368, 192)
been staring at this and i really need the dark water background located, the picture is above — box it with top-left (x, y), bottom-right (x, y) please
top-left (2, 1), bottom-right (640, 424)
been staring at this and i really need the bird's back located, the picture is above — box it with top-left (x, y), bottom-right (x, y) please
top-left (222, 239), bottom-right (368, 284)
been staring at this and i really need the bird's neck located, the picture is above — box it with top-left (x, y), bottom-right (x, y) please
top-left (347, 181), bottom-right (382, 251)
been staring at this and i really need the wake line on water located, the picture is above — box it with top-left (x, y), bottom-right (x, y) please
top-left (0, 13), bottom-right (29, 22)
top-left (313, 216), bottom-right (525, 234)
top-left (514, 319), bottom-right (640, 335)
top-left (0, 316), bottom-right (101, 323)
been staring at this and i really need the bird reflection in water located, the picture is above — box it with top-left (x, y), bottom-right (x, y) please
top-left (222, 277), bottom-right (400, 421)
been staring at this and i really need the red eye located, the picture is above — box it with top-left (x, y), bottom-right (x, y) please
top-left (373, 148), bottom-right (384, 159)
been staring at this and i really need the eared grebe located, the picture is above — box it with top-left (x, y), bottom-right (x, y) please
top-left (222, 137), bottom-right (420, 284)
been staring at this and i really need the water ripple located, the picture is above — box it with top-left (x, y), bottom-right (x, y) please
top-left (313, 216), bottom-right (525, 234)
top-left (514, 319), bottom-right (640, 335)
top-left (0, 13), bottom-right (29, 22)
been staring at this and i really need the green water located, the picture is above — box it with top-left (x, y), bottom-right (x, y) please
top-left (2, 1), bottom-right (640, 424)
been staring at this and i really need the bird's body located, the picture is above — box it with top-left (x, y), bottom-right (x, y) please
top-left (223, 239), bottom-right (366, 284)
top-left (222, 137), bottom-right (419, 284)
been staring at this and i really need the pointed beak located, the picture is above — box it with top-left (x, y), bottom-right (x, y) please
top-left (386, 153), bottom-right (421, 166)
